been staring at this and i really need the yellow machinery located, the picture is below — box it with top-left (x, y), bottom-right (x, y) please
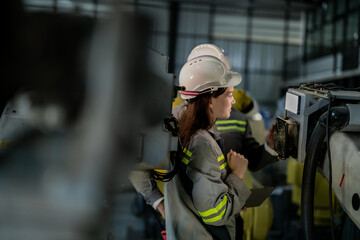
top-left (287, 157), bottom-right (340, 226)
top-left (241, 170), bottom-right (274, 240)
top-left (172, 93), bottom-right (184, 108)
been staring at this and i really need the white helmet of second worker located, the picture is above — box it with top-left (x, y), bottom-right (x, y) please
top-left (179, 55), bottom-right (241, 100)
top-left (187, 43), bottom-right (231, 69)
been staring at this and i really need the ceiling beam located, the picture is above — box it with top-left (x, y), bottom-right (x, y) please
top-left (167, 0), bottom-right (317, 12)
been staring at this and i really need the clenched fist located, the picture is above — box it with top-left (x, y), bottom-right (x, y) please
top-left (227, 149), bottom-right (248, 179)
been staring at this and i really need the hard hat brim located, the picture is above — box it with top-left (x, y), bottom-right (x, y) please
top-left (224, 71), bottom-right (242, 88)
top-left (180, 71), bottom-right (242, 100)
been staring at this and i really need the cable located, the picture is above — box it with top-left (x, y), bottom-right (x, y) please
top-left (299, 82), bottom-right (360, 93)
top-left (301, 105), bottom-right (349, 240)
top-left (153, 116), bottom-right (182, 182)
top-left (301, 119), bottom-right (326, 240)
top-left (326, 92), bottom-right (335, 240)
top-left (152, 141), bottom-right (182, 182)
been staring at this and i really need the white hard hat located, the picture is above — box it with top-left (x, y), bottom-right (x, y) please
top-left (179, 56), bottom-right (241, 100)
top-left (187, 43), bottom-right (231, 69)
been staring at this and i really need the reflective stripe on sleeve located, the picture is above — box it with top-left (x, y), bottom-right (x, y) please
top-left (217, 154), bottom-right (227, 170)
top-left (198, 195), bottom-right (228, 223)
top-left (202, 209), bottom-right (226, 223)
top-left (182, 147), bottom-right (192, 165)
top-left (182, 157), bottom-right (189, 165)
top-left (183, 148), bottom-right (192, 157)
top-left (219, 162), bottom-right (227, 170)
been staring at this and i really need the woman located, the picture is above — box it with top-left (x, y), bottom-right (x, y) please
top-left (165, 55), bottom-right (251, 240)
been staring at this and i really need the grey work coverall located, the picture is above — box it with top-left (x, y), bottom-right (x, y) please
top-left (165, 128), bottom-right (251, 240)
top-left (130, 103), bottom-right (279, 239)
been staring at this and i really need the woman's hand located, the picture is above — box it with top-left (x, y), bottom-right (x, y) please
top-left (156, 200), bottom-right (166, 219)
top-left (227, 149), bottom-right (248, 179)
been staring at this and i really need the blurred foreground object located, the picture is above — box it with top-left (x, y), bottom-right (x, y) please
top-left (0, 1), bottom-right (170, 239)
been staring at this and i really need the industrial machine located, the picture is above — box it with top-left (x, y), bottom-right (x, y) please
top-left (136, 49), bottom-right (177, 169)
top-left (274, 83), bottom-right (360, 239)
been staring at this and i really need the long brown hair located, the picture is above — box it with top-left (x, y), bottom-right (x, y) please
top-left (179, 88), bottom-right (226, 146)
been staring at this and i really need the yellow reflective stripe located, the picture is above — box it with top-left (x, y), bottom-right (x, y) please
top-left (182, 148), bottom-right (191, 165)
top-left (181, 157), bottom-right (189, 165)
top-left (219, 162), bottom-right (227, 170)
top-left (198, 195), bottom-right (227, 217)
top-left (217, 126), bottom-right (245, 132)
top-left (202, 208), bottom-right (226, 223)
top-left (183, 148), bottom-right (192, 157)
top-left (216, 120), bottom-right (246, 125)
top-left (218, 154), bottom-right (227, 170)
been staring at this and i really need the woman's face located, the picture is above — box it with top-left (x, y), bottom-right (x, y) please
top-left (210, 87), bottom-right (235, 120)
